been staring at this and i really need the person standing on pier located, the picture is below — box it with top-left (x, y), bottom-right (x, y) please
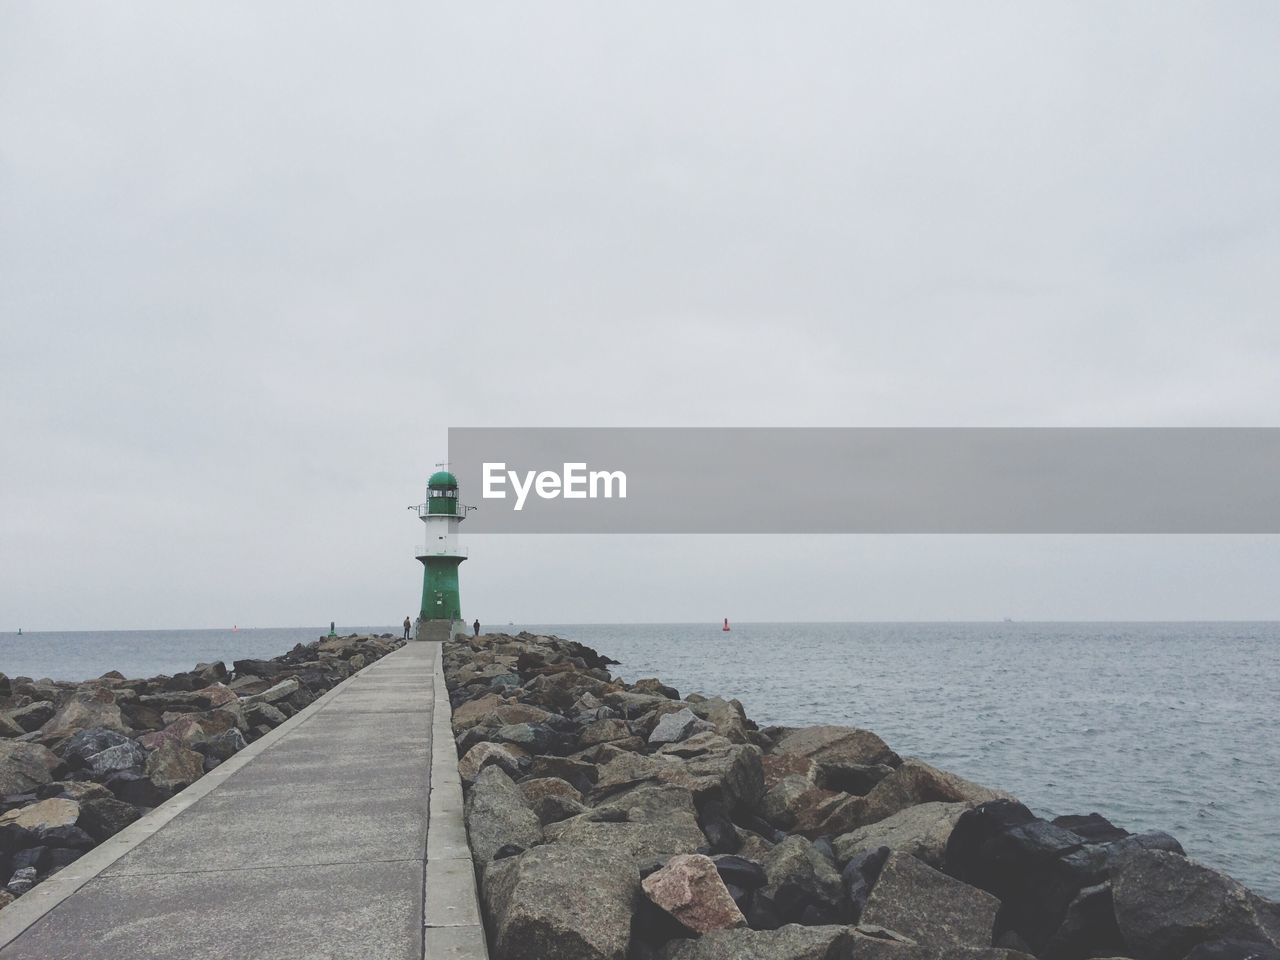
top-left (402, 616), bottom-right (411, 640)
top-left (473, 618), bottom-right (480, 637)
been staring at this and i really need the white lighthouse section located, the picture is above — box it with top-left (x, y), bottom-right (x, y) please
top-left (420, 510), bottom-right (466, 558)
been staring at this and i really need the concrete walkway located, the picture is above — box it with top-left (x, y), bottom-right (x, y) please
top-left (0, 642), bottom-right (486, 960)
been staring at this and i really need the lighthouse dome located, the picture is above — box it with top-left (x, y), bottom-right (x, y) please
top-left (428, 471), bottom-right (458, 490)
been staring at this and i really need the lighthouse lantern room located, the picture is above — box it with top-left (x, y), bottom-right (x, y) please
top-left (412, 470), bottom-right (470, 641)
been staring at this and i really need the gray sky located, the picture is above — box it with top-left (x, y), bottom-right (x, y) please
top-left (3, 3), bottom-right (1280, 629)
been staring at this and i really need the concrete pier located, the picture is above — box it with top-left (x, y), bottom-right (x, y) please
top-left (0, 642), bottom-right (486, 960)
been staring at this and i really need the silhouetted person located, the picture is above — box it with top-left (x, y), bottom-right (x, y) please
top-left (403, 616), bottom-right (411, 640)
top-left (473, 618), bottom-right (480, 637)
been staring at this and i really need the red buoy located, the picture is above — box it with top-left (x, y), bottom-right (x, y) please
top-left (722, 618), bottom-right (731, 632)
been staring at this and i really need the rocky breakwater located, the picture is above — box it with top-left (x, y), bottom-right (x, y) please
top-left (446, 632), bottom-right (1280, 960)
top-left (0, 633), bottom-right (402, 911)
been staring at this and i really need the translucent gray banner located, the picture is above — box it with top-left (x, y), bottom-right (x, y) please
top-left (447, 428), bottom-right (1280, 533)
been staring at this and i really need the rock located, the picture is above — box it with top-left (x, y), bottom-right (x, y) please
top-left (528, 756), bottom-right (598, 794)
top-left (1052, 812), bottom-right (1130, 844)
top-left (492, 723), bottom-right (559, 754)
top-left (633, 678), bottom-right (681, 700)
top-left (650, 708), bottom-right (704, 745)
top-left (834, 801), bottom-right (973, 868)
top-left (0, 798), bottom-right (81, 831)
top-left (842, 846), bottom-right (890, 922)
top-left (853, 759), bottom-right (1008, 829)
top-left (77, 795), bottom-right (141, 843)
top-left (0, 713), bottom-right (24, 737)
top-left (579, 718), bottom-right (632, 747)
top-left (1039, 882), bottom-right (1126, 960)
top-left (245, 702), bottom-right (288, 727)
top-left (697, 799), bottom-right (742, 854)
top-left (143, 740), bottom-right (205, 792)
top-left (862, 851), bottom-right (999, 950)
top-left (37, 823), bottom-right (94, 850)
top-left (688, 697), bottom-right (751, 744)
top-left (37, 687), bottom-right (131, 744)
top-left (547, 785), bottom-right (708, 861)
top-left (464, 765), bottom-right (543, 868)
top-left (84, 741), bottom-right (147, 777)
top-left (58, 727), bottom-right (134, 766)
top-left (104, 771), bottom-right (170, 807)
top-left (241, 678), bottom-right (300, 706)
top-left (7, 701), bottom-right (55, 733)
top-left (459, 741), bottom-right (528, 784)
top-left (35, 780), bottom-right (111, 803)
top-left (199, 728), bottom-right (247, 767)
top-left (1183, 941), bottom-right (1280, 960)
top-left (815, 762), bottom-right (895, 796)
top-left (771, 725), bottom-right (900, 769)
top-left (451, 694), bottom-right (504, 729)
top-left (529, 794), bottom-right (586, 825)
top-left (655, 924), bottom-right (853, 960)
top-left (7, 865), bottom-right (37, 894)
top-left (643, 853), bottom-right (747, 933)
top-left (762, 776), bottom-right (832, 831)
top-left (519, 776), bottom-right (582, 805)
top-left (0, 741), bottom-right (60, 795)
top-left (652, 734), bottom-right (765, 814)
top-left (1111, 849), bottom-right (1280, 960)
top-left (759, 835), bottom-right (848, 926)
top-left (482, 844), bottom-right (639, 960)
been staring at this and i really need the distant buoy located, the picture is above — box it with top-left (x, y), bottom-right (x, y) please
top-left (233, 625), bottom-right (238, 631)
top-left (722, 618), bottom-right (731, 632)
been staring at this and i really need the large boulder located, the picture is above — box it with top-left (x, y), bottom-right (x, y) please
top-left (834, 801), bottom-right (973, 869)
top-left (656, 924), bottom-right (853, 960)
top-left (688, 697), bottom-right (750, 744)
top-left (770, 726), bottom-right (900, 769)
top-left (546, 785), bottom-right (707, 861)
top-left (482, 844), bottom-right (639, 960)
top-left (852, 759), bottom-right (1007, 829)
top-left (464, 765), bottom-right (543, 867)
top-left (642, 853), bottom-right (747, 934)
top-left (143, 740), bottom-right (205, 792)
top-left (649, 708), bottom-right (706, 746)
top-left (861, 850), bottom-right (999, 950)
top-left (77, 795), bottom-right (141, 843)
top-left (0, 741), bottom-right (60, 795)
top-left (7, 701), bottom-right (55, 733)
top-left (758, 835), bottom-right (848, 926)
top-left (37, 687), bottom-right (131, 744)
top-left (945, 799), bottom-right (1186, 953)
top-left (1111, 849), bottom-right (1280, 960)
top-left (0, 798), bottom-right (80, 831)
top-left (459, 741), bottom-right (528, 784)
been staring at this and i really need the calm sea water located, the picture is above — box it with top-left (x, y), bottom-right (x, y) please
top-left (1, 621), bottom-right (1275, 898)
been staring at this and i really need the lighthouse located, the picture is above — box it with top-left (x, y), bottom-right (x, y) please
top-left (412, 470), bottom-right (470, 642)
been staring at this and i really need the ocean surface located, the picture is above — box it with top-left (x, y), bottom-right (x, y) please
top-left (2, 621), bottom-right (1276, 898)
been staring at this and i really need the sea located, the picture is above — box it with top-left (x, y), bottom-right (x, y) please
top-left (2, 620), bottom-right (1276, 898)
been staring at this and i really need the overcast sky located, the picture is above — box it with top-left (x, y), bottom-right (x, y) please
top-left (3, 3), bottom-right (1280, 630)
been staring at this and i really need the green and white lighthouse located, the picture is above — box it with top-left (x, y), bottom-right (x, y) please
top-left (412, 470), bottom-right (470, 641)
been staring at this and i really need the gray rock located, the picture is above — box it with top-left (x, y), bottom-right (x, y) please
top-left (547, 785), bottom-right (707, 861)
top-left (0, 740), bottom-right (60, 795)
top-left (649, 708), bottom-right (702, 745)
top-left (84, 740), bottom-right (147, 777)
top-left (861, 850), bottom-right (999, 949)
top-left (656, 924), bottom-right (853, 959)
top-left (760, 835), bottom-right (848, 925)
top-left (7, 701), bottom-right (55, 732)
top-left (77, 795), bottom-right (141, 843)
top-left (834, 801), bottom-right (973, 868)
top-left (483, 844), bottom-right (639, 960)
top-left (6, 865), bottom-right (38, 895)
top-left (771, 725), bottom-right (901, 768)
top-left (464, 765), bottom-right (543, 868)
top-left (244, 701), bottom-right (288, 727)
top-left (1111, 849), bottom-right (1280, 960)
top-left (240, 677), bottom-right (300, 705)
